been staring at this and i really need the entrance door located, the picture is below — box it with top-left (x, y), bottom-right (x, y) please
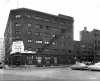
top-left (15, 56), bottom-right (20, 66)
top-left (61, 57), bottom-right (66, 64)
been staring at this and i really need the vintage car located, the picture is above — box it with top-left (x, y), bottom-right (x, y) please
top-left (88, 62), bottom-right (100, 71)
top-left (71, 63), bottom-right (88, 70)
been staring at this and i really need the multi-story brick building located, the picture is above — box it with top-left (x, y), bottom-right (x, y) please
top-left (73, 41), bottom-right (94, 63)
top-left (80, 27), bottom-right (100, 63)
top-left (4, 8), bottom-right (74, 67)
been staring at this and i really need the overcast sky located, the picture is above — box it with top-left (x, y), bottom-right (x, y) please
top-left (0, 0), bottom-right (100, 41)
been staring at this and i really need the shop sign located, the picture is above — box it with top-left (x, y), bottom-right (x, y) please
top-left (11, 41), bottom-right (24, 53)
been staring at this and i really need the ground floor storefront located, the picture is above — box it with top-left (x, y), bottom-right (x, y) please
top-left (5, 53), bottom-right (75, 67)
top-left (75, 55), bottom-right (94, 63)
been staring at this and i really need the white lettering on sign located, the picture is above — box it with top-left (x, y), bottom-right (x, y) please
top-left (10, 41), bottom-right (24, 54)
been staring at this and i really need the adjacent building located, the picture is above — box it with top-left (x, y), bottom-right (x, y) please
top-left (4, 8), bottom-right (74, 66)
top-left (80, 27), bottom-right (100, 63)
top-left (73, 41), bottom-right (94, 63)
top-left (0, 38), bottom-right (4, 63)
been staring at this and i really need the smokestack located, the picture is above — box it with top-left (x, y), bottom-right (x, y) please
top-left (84, 27), bottom-right (87, 33)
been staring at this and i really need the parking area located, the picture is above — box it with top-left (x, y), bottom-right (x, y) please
top-left (0, 66), bottom-right (100, 81)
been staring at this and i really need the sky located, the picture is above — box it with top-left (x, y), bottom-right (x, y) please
top-left (0, 0), bottom-right (100, 41)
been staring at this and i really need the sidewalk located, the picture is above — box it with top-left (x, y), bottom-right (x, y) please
top-left (4, 64), bottom-right (72, 70)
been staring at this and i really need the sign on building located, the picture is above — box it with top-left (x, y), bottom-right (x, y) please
top-left (10, 41), bottom-right (24, 54)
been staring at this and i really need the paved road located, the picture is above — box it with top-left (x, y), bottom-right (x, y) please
top-left (0, 67), bottom-right (100, 81)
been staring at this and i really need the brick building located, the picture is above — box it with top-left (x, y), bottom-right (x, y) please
top-left (4, 8), bottom-right (74, 66)
top-left (80, 27), bottom-right (100, 63)
top-left (73, 41), bottom-right (94, 63)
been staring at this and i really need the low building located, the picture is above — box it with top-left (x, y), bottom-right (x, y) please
top-left (0, 38), bottom-right (4, 63)
top-left (80, 27), bottom-right (100, 62)
top-left (73, 41), bottom-right (94, 63)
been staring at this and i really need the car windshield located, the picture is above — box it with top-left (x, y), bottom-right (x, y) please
top-left (95, 63), bottom-right (100, 66)
top-left (76, 63), bottom-right (85, 66)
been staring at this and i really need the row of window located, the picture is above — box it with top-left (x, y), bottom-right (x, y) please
top-left (15, 23), bottom-right (71, 33)
top-left (27, 40), bottom-right (72, 46)
top-left (75, 51), bottom-right (93, 55)
top-left (15, 31), bottom-right (72, 39)
top-left (75, 44), bottom-right (93, 49)
top-left (15, 14), bottom-right (71, 25)
top-left (35, 48), bottom-right (72, 53)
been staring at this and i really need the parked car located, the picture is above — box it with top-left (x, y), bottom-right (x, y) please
top-left (71, 63), bottom-right (88, 70)
top-left (88, 62), bottom-right (100, 71)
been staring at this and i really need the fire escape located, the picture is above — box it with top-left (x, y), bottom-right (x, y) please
top-left (37, 26), bottom-right (72, 54)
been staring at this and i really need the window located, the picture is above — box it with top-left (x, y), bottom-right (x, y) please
top-left (68, 30), bottom-right (71, 33)
top-left (27, 56), bottom-right (33, 59)
top-left (28, 47), bottom-right (32, 51)
top-left (28, 23), bottom-right (32, 26)
top-left (69, 43), bottom-right (71, 46)
top-left (52, 35), bottom-right (58, 38)
top-left (16, 37), bottom-right (20, 39)
top-left (45, 41), bottom-right (50, 44)
top-left (35, 16), bottom-right (42, 20)
top-left (36, 48), bottom-right (42, 52)
top-left (53, 27), bottom-right (59, 31)
top-left (15, 31), bottom-right (20, 34)
top-left (75, 44), bottom-right (79, 48)
top-left (15, 14), bottom-right (20, 18)
top-left (68, 36), bottom-right (71, 39)
top-left (52, 20), bottom-right (58, 23)
top-left (68, 50), bottom-right (71, 53)
top-left (28, 39), bottom-right (32, 43)
top-left (44, 26), bottom-right (51, 30)
top-left (82, 51), bottom-right (86, 55)
top-left (53, 42), bottom-right (58, 45)
top-left (81, 45), bottom-right (86, 48)
top-left (62, 50), bottom-right (66, 53)
top-left (61, 36), bottom-right (65, 39)
top-left (75, 51), bottom-right (80, 54)
top-left (27, 14), bottom-right (32, 18)
top-left (35, 32), bottom-right (42, 36)
top-left (35, 24), bottom-right (42, 28)
top-left (44, 48), bottom-right (50, 52)
top-left (44, 33), bottom-right (51, 37)
top-left (15, 23), bottom-right (20, 26)
top-left (36, 40), bottom-right (42, 44)
top-left (44, 18), bottom-right (51, 22)
top-left (88, 45), bottom-right (92, 49)
top-left (61, 43), bottom-right (66, 46)
top-left (28, 31), bottom-right (32, 35)
top-left (53, 49), bottom-right (59, 52)
top-left (61, 29), bottom-right (66, 33)
top-left (60, 21), bottom-right (66, 25)
top-left (88, 52), bottom-right (92, 55)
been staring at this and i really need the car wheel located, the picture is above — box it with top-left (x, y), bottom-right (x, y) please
top-left (89, 68), bottom-right (92, 71)
top-left (71, 67), bottom-right (74, 70)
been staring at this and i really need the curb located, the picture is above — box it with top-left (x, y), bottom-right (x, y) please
top-left (4, 65), bottom-right (72, 70)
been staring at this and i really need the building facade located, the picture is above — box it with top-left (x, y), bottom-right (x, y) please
top-left (80, 27), bottom-right (100, 63)
top-left (4, 8), bottom-right (74, 66)
top-left (73, 41), bottom-right (94, 63)
top-left (0, 38), bottom-right (4, 63)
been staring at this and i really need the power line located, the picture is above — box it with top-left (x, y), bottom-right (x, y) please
top-left (2, 0), bottom-right (10, 8)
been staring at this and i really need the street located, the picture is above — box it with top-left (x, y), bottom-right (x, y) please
top-left (0, 67), bottom-right (100, 81)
